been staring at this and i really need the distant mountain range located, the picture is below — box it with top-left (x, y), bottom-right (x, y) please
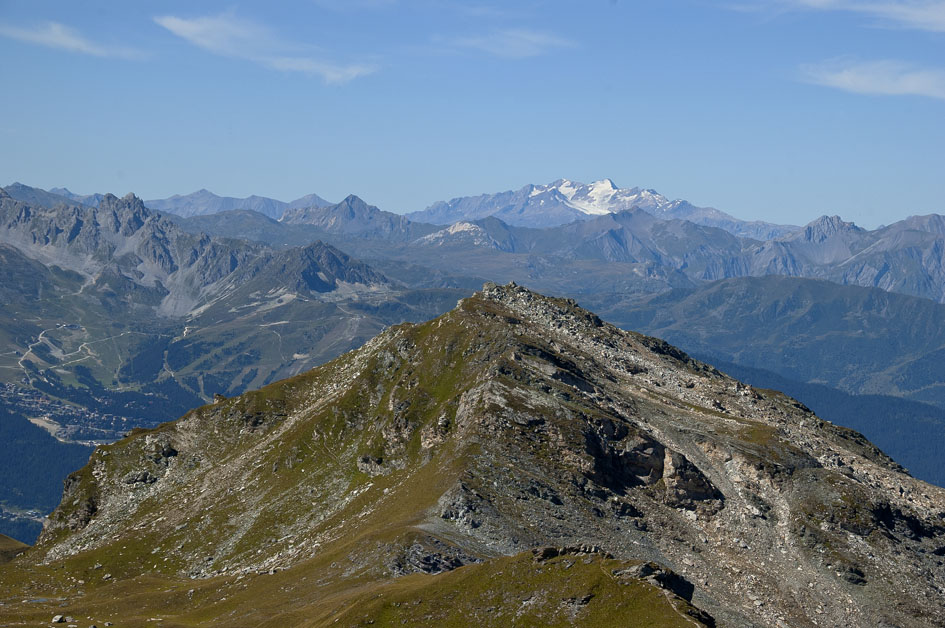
top-left (2, 183), bottom-right (83, 210)
top-left (9, 182), bottom-right (945, 306)
top-left (144, 189), bottom-right (332, 220)
top-left (3, 182), bottom-right (333, 220)
top-left (143, 187), bottom-right (945, 490)
top-left (272, 194), bottom-right (945, 304)
top-left (48, 187), bottom-right (105, 207)
top-left (7, 178), bottom-right (799, 238)
top-left (10, 182), bottom-right (943, 410)
top-left (4, 180), bottom-right (945, 545)
top-left (0, 185), bottom-right (463, 427)
top-left (281, 194), bottom-right (438, 241)
top-left (407, 178), bottom-right (799, 238)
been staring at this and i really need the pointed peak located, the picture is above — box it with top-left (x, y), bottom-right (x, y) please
top-left (99, 192), bottom-right (146, 213)
top-left (789, 214), bottom-right (862, 243)
top-left (808, 214), bottom-right (843, 225)
top-left (166, 188), bottom-right (217, 200)
top-left (337, 194), bottom-right (374, 211)
top-left (287, 192), bottom-right (331, 209)
top-left (550, 178), bottom-right (579, 188)
top-left (805, 214), bottom-right (860, 231)
top-left (591, 178), bottom-right (618, 190)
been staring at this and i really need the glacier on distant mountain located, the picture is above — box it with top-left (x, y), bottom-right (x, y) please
top-left (408, 178), bottom-right (799, 239)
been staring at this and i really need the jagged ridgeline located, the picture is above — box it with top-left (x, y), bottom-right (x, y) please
top-left (3, 284), bottom-right (945, 627)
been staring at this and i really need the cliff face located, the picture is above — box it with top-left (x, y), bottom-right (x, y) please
top-left (0, 192), bottom-right (265, 316)
top-left (6, 283), bottom-right (944, 627)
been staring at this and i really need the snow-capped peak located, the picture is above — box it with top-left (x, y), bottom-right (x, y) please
top-left (530, 178), bottom-right (671, 216)
top-left (590, 178), bottom-right (617, 191)
top-left (409, 177), bottom-right (799, 237)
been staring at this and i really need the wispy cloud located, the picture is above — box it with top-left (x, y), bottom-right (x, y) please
top-left (154, 13), bottom-right (375, 83)
top-left (746, 1), bottom-right (945, 32)
top-left (726, 2), bottom-right (945, 100)
top-left (454, 4), bottom-right (521, 19)
top-left (450, 28), bottom-right (573, 58)
top-left (311, 0), bottom-right (397, 9)
top-left (0, 21), bottom-right (143, 58)
top-left (802, 57), bottom-right (945, 100)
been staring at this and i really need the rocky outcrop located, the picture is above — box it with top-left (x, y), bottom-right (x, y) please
top-left (0, 192), bottom-right (394, 318)
top-left (14, 283), bottom-right (945, 627)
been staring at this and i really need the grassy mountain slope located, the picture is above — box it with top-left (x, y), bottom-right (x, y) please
top-left (0, 534), bottom-right (28, 564)
top-left (2, 284), bottom-right (943, 627)
top-left (0, 192), bottom-right (469, 542)
top-left (693, 357), bottom-right (945, 488)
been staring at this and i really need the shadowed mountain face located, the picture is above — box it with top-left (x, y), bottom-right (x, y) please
top-left (0, 403), bottom-right (94, 544)
top-left (232, 241), bottom-right (391, 294)
top-left (4, 283), bottom-right (943, 627)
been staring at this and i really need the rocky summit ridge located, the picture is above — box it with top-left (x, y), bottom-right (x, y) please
top-left (2, 283), bottom-right (944, 627)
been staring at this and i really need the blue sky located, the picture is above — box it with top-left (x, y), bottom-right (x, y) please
top-left (1, 0), bottom-right (943, 227)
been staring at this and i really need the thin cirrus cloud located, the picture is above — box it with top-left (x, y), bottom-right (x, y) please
top-left (802, 58), bottom-right (945, 100)
top-left (0, 21), bottom-right (143, 58)
top-left (450, 28), bottom-right (573, 58)
top-left (311, 0), bottom-right (397, 9)
top-left (768, 0), bottom-right (945, 32)
top-left (153, 13), bottom-right (375, 83)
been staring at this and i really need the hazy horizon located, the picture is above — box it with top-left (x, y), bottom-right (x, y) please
top-left (2, 0), bottom-right (943, 228)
